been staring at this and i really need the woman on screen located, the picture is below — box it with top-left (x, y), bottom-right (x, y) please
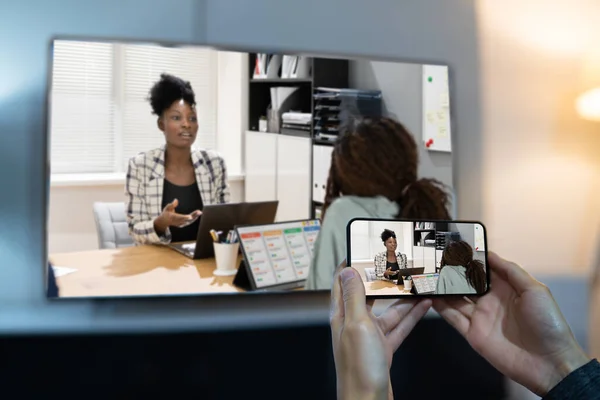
top-left (306, 116), bottom-right (450, 290)
top-left (125, 73), bottom-right (230, 245)
top-left (436, 240), bottom-right (486, 295)
top-left (374, 229), bottom-right (408, 282)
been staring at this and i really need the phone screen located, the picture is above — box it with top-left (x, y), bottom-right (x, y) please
top-left (346, 218), bottom-right (490, 298)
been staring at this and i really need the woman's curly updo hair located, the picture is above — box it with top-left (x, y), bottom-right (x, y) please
top-left (148, 73), bottom-right (196, 116)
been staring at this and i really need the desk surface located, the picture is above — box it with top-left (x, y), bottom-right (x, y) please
top-left (49, 245), bottom-right (244, 298)
top-left (364, 280), bottom-right (414, 296)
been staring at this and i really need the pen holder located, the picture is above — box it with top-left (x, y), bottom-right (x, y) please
top-left (213, 242), bottom-right (240, 276)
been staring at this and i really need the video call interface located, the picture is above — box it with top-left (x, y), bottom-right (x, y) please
top-left (348, 220), bottom-right (488, 297)
top-left (46, 38), bottom-right (454, 299)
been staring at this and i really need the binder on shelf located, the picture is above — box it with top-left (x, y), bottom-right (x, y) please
top-left (266, 54), bottom-right (282, 79)
top-left (281, 55), bottom-right (295, 78)
top-left (253, 53), bottom-right (269, 79)
top-left (292, 56), bottom-right (311, 79)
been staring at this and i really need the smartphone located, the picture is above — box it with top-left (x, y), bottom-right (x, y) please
top-left (346, 218), bottom-right (490, 298)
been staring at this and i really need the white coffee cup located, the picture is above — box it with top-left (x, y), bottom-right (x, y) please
top-left (213, 242), bottom-right (240, 276)
top-left (404, 279), bottom-right (412, 291)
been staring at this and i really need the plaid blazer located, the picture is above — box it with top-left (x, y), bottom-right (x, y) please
top-left (374, 251), bottom-right (408, 280)
top-left (125, 146), bottom-right (230, 245)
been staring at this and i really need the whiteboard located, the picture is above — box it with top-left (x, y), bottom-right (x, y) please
top-left (422, 65), bottom-right (452, 152)
top-left (474, 223), bottom-right (485, 252)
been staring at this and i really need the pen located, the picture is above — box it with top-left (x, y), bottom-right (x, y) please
top-left (225, 231), bottom-right (233, 244)
top-left (209, 229), bottom-right (219, 242)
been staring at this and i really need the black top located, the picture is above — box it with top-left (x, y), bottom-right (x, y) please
top-left (543, 359), bottom-right (600, 400)
top-left (162, 179), bottom-right (203, 243)
top-left (386, 261), bottom-right (400, 272)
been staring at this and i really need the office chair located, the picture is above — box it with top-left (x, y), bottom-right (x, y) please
top-left (364, 267), bottom-right (377, 282)
top-left (92, 202), bottom-right (134, 249)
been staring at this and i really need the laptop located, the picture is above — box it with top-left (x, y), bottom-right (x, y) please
top-left (390, 267), bottom-right (425, 285)
top-left (168, 201), bottom-right (278, 259)
top-left (397, 267), bottom-right (425, 276)
top-left (233, 219), bottom-right (321, 291)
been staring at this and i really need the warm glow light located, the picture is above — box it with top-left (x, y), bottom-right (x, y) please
top-left (576, 87), bottom-right (600, 121)
top-left (479, 1), bottom-right (600, 58)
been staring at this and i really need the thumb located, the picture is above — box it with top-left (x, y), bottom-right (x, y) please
top-left (339, 267), bottom-right (368, 322)
top-left (166, 198), bottom-right (178, 211)
top-left (488, 251), bottom-right (537, 295)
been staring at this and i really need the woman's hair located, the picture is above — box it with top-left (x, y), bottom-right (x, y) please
top-left (322, 116), bottom-right (450, 220)
top-left (148, 73), bottom-right (196, 116)
top-left (380, 229), bottom-right (396, 243)
top-left (440, 240), bottom-right (487, 294)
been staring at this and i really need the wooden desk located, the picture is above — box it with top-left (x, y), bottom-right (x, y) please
top-left (363, 280), bottom-right (414, 296)
top-left (49, 245), bottom-right (245, 298)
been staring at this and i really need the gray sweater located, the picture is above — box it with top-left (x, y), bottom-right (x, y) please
top-left (435, 265), bottom-right (477, 295)
top-left (305, 195), bottom-right (399, 291)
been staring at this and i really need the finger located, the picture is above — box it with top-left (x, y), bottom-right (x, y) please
top-left (165, 198), bottom-right (178, 211)
top-left (330, 270), bottom-right (344, 337)
top-left (339, 267), bottom-right (368, 322)
top-left (488, 251), bottom-right (538, 295)
top-left (376, 298), bottom-right (420, 335)
top-left (366, 298), bottom-right (375, 314)
top-left (432, 298), bottom-right (471, 336)
top-left (386, 299), bottom-right (432, 351)
top-left (442, 297), bottom-right (476, 318)
top-left (173, 212), bottom-right (193, 221)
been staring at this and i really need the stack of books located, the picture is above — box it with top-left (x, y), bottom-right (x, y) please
top-left (281, 112), bottom-right (312, 136)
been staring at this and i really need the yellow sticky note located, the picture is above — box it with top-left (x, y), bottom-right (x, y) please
top-left (440, 92), bottom-right (450, 107)
top-left (438, 126), bottom-right (448, 138)
top-left (437, 110), bottom-right (446, 122)
top-left (426, 112), bottom-right (436, 124)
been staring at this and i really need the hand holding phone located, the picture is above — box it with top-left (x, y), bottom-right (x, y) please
top-left (346, 218), bottom-right (490, 298)
top-left (433, 252), bottom-right (590, 397)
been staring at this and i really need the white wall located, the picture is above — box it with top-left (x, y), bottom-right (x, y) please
top-left (477, 0), bottom-right (600, 275)
top-left (349, 61), bottom-right (454, 189)
top-left (48, 50), bottom-right (248, 254)
top-left (217, 51), bottom-right (248, 176)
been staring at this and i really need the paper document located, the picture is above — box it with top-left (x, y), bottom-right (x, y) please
top-left (426, 112), bottom-right (436, 124)
top-left (440, 92), bottom-right (450, 107)
top-left (52, 266), bottom-right (78, 277)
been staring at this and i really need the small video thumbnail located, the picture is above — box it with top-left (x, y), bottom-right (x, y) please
top-left (348, 220), bottom-right (488, 296)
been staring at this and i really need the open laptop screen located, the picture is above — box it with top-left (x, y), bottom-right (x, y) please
top-left (236, 220), bottom-right (320, 289)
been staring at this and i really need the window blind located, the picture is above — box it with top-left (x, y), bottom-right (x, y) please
top-left (350, 221), bottom-right (373, 261)
top-left (50, 40), bottom-right (115, 174)
top-left (120, 44), bottom-right (218, 171)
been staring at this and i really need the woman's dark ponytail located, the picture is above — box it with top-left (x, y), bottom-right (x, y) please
top-left (465, 259), bottom-right (487, 294)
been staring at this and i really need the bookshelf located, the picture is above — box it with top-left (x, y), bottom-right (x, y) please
top-left (247, 54), bottom-right (349, 133)
top-left (246, 53), bottom-right (349, 220)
